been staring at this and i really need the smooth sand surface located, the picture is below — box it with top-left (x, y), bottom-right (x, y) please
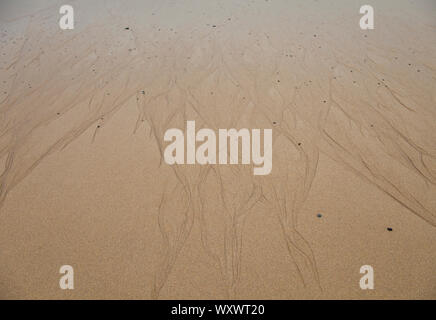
top-left (0, 0), bottom-right (435, 299)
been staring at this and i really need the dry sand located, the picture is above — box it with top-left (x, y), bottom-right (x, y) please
top-left (0, 0), bottom-right (435, 299)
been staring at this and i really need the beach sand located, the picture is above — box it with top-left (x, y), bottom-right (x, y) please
top-left (0, 0), bottom-right (435, 299)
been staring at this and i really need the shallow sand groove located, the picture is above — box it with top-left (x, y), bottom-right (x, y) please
top-left (0, 0), bottom-right (435, 299)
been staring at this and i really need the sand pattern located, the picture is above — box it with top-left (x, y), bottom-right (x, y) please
top-left (0, 0), bottom-right (435, 298)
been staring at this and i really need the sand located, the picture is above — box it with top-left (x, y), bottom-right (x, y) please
top-left (0, 0), bottom-right (435, 299)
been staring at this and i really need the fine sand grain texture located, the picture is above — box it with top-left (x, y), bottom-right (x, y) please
top-left (0, 0), bottom-right (435, 299)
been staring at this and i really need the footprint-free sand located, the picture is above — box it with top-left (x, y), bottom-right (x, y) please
top-left (0, 0), bottom-right (435, 299)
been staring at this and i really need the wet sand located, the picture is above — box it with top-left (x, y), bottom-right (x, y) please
top-left (0, 0), bottom-right (435, 299)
